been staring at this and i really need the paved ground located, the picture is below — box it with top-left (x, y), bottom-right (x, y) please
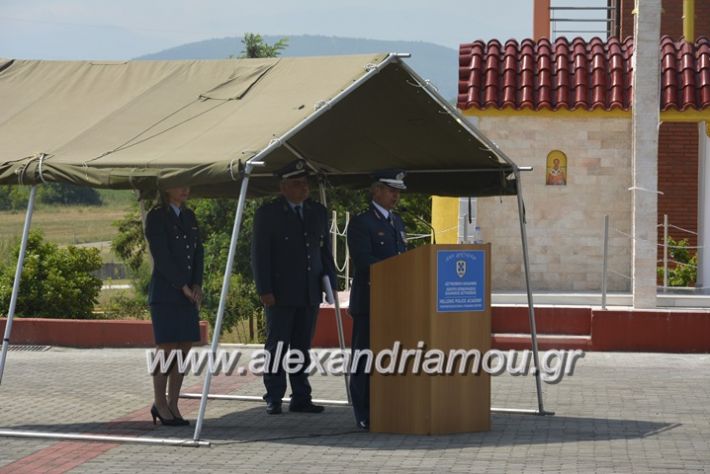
top-left (0, 346), bottom-right (708, 473)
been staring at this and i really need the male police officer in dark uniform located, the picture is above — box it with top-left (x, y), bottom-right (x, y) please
top-left (346, 169), bottom-right (407, 430)
top-left (251, 159), bottom-right (336, 415)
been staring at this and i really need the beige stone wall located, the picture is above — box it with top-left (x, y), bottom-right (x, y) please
top-left (474, 115), bottom-right (633, 292)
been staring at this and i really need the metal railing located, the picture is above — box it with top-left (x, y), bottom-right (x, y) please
top-left (601, 214), bottom-right (702, 308)
top-left (550, 4), bottom-right (618, 39)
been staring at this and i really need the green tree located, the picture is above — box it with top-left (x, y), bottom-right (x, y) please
top-left (657, 237), bottom-right (697, 287)
top-left (110, 200), bottom-right (154, 314)
top-left (39, 182), bottom-right (102, 206)
top-left (0, 231), bottom-right (102, 318)
top-left (0, 185), bottom-right (30, 211)
top-left (0, 186), bottom-right (11, 210)
top-left (112, 209), bottom-right (149, 274)
top-left (1, 183), bottom-right (102, 210)
top-left (240, 33), bottom-right (288, 59)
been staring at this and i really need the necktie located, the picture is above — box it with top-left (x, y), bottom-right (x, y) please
top-left (295, 205), bottom-right (303, 221)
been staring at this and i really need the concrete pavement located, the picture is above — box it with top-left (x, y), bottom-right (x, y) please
top-left (0, 347), bottom-right (708, 473)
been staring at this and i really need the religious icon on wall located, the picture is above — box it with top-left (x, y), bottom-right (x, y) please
top-left (546, 150), bottom-right (567, 186)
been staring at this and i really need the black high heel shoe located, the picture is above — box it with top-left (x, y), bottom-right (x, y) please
top-left (151, 404), bottom-right (182, 426)
top-left (168, 407), bottom-right (190, 426)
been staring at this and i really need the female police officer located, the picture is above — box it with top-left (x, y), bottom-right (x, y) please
top-left (145, 186), bottom-right (204, 426)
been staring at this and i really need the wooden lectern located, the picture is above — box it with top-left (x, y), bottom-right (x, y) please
top-left (370, 244), bottom-right (491, 435)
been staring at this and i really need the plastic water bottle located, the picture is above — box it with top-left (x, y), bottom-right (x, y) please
top-left (473, 226), bottom-right (483, 244)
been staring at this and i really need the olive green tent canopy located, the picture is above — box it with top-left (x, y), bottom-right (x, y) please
top-left (0, 55), bottom-right (548, 445)
top-left (0, 53), bottom-right (517, 197)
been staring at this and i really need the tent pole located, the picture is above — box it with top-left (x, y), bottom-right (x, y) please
top-left (317, 180), bottom-right (351, 403)
top-left (513, 171), bottom-right (550, 415)
top-left (318, 179), bottom-right (327, 206)
top-left (0, 185), bottom-right (37, 385)
top-left (192, 161), bottom-right (256, 442)
top-left (322, 276), bottom-right (352, 404)
top-left (137, 191), bottom-right (148, 232)
top-left (0, 430), bottom-right (209, 447)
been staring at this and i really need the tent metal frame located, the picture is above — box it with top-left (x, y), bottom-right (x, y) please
top-left (0, 53), bottom-right (550, 447)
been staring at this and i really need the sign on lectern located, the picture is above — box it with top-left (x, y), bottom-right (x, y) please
top-left (436, 249), bottom-right (486, 313)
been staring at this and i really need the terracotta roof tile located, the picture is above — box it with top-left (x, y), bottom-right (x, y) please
top-left (458, 35), bottom-right (710, 112)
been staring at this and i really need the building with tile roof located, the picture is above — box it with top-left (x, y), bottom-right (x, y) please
top-left (433, 0), bottom-right (710, 300)
top-left (458, 35), bottom-right (710, 113)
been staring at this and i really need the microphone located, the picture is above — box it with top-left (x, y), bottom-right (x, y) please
top-left (397, 206), bottom-right (437, 244)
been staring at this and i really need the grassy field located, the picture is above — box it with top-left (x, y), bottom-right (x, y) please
top-left (0, 205), bottom-right (128, 268)
top-left (96, 189), bottom-right (136, 207)
top-left (0, 205), bottom-right (128, 245)
top-left (0, 190), bottom-right (135, 263)
top-left (97, 280), bottom-right (134, 308)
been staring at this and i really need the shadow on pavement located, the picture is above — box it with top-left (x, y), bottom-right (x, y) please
top-left (1, 404), bottom-right (679, 449)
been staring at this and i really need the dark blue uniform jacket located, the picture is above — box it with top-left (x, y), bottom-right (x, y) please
top-left (347, 204), bottom-right (407, 315)
top-left (251, 196), bottom-right (336, 307)
top-left (145, 205), bottom-right (204, 306)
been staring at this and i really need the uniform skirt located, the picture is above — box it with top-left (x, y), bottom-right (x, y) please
top-left (150, 303), bottom-right (201, 344)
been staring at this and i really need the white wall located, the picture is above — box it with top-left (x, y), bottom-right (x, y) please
top-left (473, 115), bottom-right (633, 292)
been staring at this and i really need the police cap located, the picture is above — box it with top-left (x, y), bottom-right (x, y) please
top-left (372, 169), bottom-right (407, 190)
top-left (274, 159), bottom-right (312, 180)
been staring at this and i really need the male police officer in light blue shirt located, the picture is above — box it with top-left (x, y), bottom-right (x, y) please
top-left (347, 169), bottom-right (407, 430)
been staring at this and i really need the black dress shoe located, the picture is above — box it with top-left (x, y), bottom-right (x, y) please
top-left (289, 401), bottom-right (325, 413)
top-left (357, 419), bottom-right (369, 430)
top-left (150, 404), bottom-right (182, 426)
top-left (173, 417), bottom-right (190, 426)
top-left (168, 408), bottom-right (190, 426)
top-left (266, 402), bottom-right (282, 415)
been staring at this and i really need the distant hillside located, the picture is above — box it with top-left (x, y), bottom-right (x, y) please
top-left (136, 35), bottom-right (458, 101)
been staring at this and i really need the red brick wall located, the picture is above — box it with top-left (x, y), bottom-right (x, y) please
top-left (698, 0), bottom-right (710, 37)
top-left (620, 0), bottom-right (634, 39)
top-left (657, 122), bottom-right (699, 252)
top-left (661, 0), bottom-right (686, 40)
top-left (619, 0), bottom-right (710, 39)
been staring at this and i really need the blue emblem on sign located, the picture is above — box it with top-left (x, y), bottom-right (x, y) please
top-left (456, 260), bottom-right (466, 278)
top-left (437, 250), bottom-right (485, 312)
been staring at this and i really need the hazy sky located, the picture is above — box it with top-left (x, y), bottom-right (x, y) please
top-left (1, 0), bottom-right (611, 60)
top-left (0, 0), bottom-right (540, 60)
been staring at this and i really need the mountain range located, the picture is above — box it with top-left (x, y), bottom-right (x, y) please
top-left (135, 35), bottom-right (459, 100)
